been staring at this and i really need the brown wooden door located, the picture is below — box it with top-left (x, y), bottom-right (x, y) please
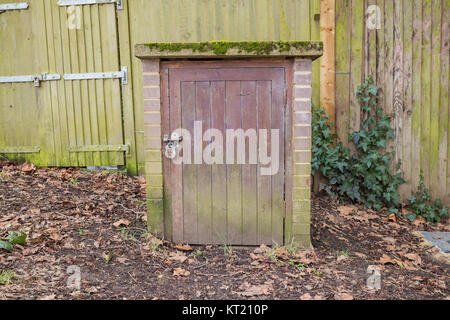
top-left (161, 61), bottom-right (291, 245)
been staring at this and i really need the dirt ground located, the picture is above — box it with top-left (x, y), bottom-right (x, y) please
top-left (0, 161), bottom-right (448, 300)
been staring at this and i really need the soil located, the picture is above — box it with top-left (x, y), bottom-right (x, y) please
top-left (0, 161), bottom-right (448, 300)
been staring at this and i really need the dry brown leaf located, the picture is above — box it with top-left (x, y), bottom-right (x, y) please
top-left (173, 267), bottom-right (190, 277)
top-left (388, 213), bottom-right (397, 222)
top-left (239, 283), bottom-right (272, 297)
top-left (379, 254), bottom-right (396, 265)
top-left (337, 293), bottom-right (354, 300)
top-left (173, 243), bottom-right (193, 251)
top-left (337, 205), bottom-right (357, 216)
top-left (113, 219), bottom-right (130, 227)
top-left (353, 252), bottom-right (367, 259)
top-left (254, 244), bottom-right (270, 254)
top-left (404, 253), bottom-right (422, 265)
top-left (169, 251), bottom-right (188, 263)
top-left (21, 162), bottom-right (36, 173)
top-left (299, 293), bottom-right (313, 300)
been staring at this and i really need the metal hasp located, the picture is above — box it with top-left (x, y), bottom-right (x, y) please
top-left (0, 2), bottom-right (28, 11)
top-left (63, 67), bottom-right (128, 85)
top-left (0, 73), bottom-right (61, 87)
top-left (57, 0), bottom-right (123, 10)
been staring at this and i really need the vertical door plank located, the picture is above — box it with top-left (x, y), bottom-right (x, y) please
top-left (271, 73), bottom-right (286, 245)
top-left (257, 80), bottom-right (273, 244)
top-left (68, 4), bottom-right (86, 166)
top-left (83, 5), bottom-right (101, 166)
top-left (60, 5), bottom-right (79, 166)
top-left (50, 1), bottom-right (71, 167)
top-left (211, 81), bottom-right (228, 244)
top-left (241, 81), bottom-right (258, 245)
top-left (77, 4), bottom-right (93, 165)
top-left (169, 79), bottom-right (184, 243)
top-left (181, 81), bottom-right (198, 243)
top-left (196, 81), bottom-right (213, 243)
top-left (90, 4), bottom-right (108, 165)
top-left (104, 4), bottom-right (124, 165)
top-left (226, 81), bottom-right (243, 244)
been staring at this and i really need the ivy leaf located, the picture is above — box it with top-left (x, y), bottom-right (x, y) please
top-left (0, 240), bottom-right (13, 252)
top-left (6, 231), bottom-right (27, 245)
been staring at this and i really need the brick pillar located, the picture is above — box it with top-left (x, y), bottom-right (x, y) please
top-left (291, 59), bottom-right (313, 248)
top-left (142, 59), bottom-right (164, 236)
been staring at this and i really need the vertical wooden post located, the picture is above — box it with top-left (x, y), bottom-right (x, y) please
top-left (320, 0), bottom-right (336, 124)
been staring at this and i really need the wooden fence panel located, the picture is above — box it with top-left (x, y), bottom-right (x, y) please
top-left (334, 0), bottom-right (449, 205)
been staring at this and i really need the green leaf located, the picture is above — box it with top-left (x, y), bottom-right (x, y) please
top-left (0, 240), bottom-right (13, 252)
top-left (6, 231), bottom-right (27, 245)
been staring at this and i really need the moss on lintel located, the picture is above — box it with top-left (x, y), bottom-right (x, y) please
top-left (135, 41), bottom-right (323, 59)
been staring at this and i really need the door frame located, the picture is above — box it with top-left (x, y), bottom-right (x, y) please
top-left (159, 59), bottom-right (294, 245)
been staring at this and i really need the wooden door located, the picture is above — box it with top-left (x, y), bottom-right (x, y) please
top-left (161, 60), bottom-right (291, 245)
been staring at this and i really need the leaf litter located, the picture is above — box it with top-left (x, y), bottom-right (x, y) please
top-left (0, 161), bottom-right (448, 300)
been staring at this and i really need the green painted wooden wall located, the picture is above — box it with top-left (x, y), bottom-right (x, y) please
top-left (335, 0), bottom-right (449, 205)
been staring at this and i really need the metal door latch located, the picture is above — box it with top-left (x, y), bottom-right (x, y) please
top-left (163, 133), bottom-right (183, 160)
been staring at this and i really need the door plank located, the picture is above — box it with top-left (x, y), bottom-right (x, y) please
top-left (196, 81), bottom-right (213, 244)
top-left (226, 81), bottom-right (243, 245)
top-left (241, 81), bottom-right (258, 245)
top-left (257, 80), bottom-right (273, 244)
top-left (211, 81), bottom-right (228, 244)
top-left (271, 73), bottom-right (286, 245)
top-left (181, 81), bottom-right (198, 243)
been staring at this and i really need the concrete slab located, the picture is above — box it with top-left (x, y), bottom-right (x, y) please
top-left (420, 232), bottom-right (450, 254)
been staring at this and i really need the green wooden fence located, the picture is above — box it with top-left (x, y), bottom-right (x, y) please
top-left (335, 0), bottom-right (449, 204)
top-left (1, 0), bottom-right (448, 204)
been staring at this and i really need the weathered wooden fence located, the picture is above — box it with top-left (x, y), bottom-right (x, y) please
top-left (1, 0), bottom-right (448, 204)
top-left (335, 0), bottom-right (449, 204)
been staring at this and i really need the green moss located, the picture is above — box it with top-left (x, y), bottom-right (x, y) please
top-left (144, 41), bottom-right (322, 56)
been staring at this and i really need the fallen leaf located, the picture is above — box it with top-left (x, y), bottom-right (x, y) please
top-left (173, 243), bottom-right (193, 251)
top-left (113, 219), bottom-right (130, 227)
top-left (404, 253), bottom-right (422, 265)
top-left (337, 293), bottom-right (354, 300)
top-left (21, 162), bottom-right (36, 173)
top-left (173, 268), bottom-right (190, 277)
top-left (388, 214), bottom-right (397, 222)
top-left (379, 254), bottom-right (396, 265)
top-left (337, 205), bottom-right (357, 216)
top-left (300, 293), bottom-right (312, 300)
top-left (239, 283), bottom-right (272, 297)
top-left (169, 251), bottom-right (188, 263)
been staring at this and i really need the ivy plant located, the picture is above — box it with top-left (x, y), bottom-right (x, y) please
top-left (406, 171), bottom-right (449, 223)
top-left (312, 76), bottom-right (404, 212)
